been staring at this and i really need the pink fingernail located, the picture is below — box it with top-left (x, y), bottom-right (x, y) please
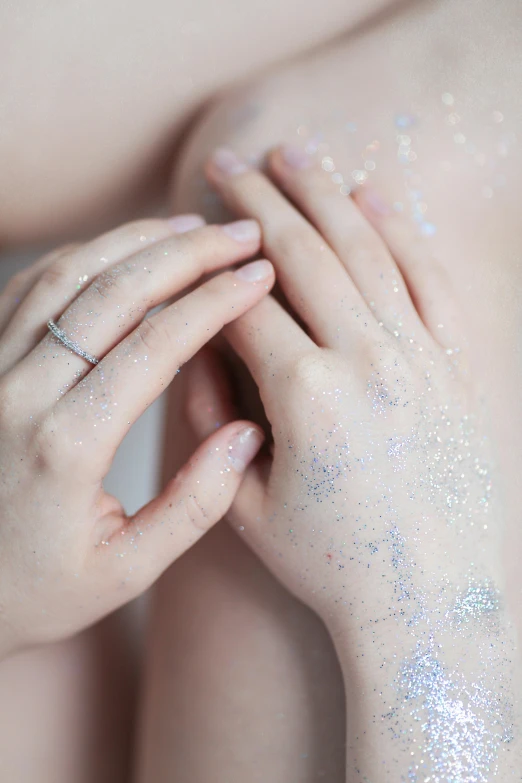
top-left (234, 260), bottom-right (272, 282)
top-left (281, 145), bottom-right (313, 170)
top-left (212, 147), bottom-right (249, 176)
top-left (362, 188), bottom-right (391, 216)
top-left (222, 219), bottom-right (260, 243)
top-left (228, 426), bottom-right (264, 473)
top-left (167, 214), bottom-right (206, 233)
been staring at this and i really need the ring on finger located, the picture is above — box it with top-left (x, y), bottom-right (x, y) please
top-left (47, 320), bottom-right (100, 365)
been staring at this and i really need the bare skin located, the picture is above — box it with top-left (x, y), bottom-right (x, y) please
top-left (0, 0), bottom-right (395, 247)
top-left (136, 0), bottom-right (522, 779)
top-left (0, 0), bottom-right (520, 780)
top-left (0, 5), bottom-right (396, 780)
top-left (0, 616), bottom-right (136, 783)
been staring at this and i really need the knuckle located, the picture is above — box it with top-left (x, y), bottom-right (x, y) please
top-left (178, 491), bottom-right (213, 534)
top-left (33, 414), bottom-right (80, 471)
top-left (366, 339), bottom-right (401, 372)
top-left (1, 269), bottom-right (31, 296)
top-left (90, 264), bottom-right (134, 300)
top-left (285, 351), bottom-right (332, 394)
top-left (134, 316), bottom-right (172, 355)
top-left (1, 244), bottom-right (82, 298)
top-left (39, 258), bottom-right (72, 289)
top-left (39, 243), bottom-right (80, 266)
top-left (365, 339), bottom-right (418, 389)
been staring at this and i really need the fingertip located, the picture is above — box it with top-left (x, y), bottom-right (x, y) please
top-left (167, 213), bottom-right (207, 233)
top-left (221, 219), bottom-right (261, 244)
top-left (234, 259), bottom-right (274, 284)
top-left (207, 147), bottom-right (249, 180)
top-left (353, 186), bottom-right (392, 219)
top-left (270, 144), bottom-right (314, 174)
top-left (226, 423), bottom-right (265, 474)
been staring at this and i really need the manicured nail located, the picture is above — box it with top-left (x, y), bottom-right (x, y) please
top-left (222, 219), bottom-right (260, 243)
top-left (167, 214), bottom-right (206, 233)
top-left (234, 259), bottom-right (272, 282)
top-left (281, 145), bottom-right (313, 170)
top-left (228, 426), bottom-right (264, 473)
top-left (362, 188), bottom-right (391, 216)
top-left (212, 147), bottom-right (248, 176)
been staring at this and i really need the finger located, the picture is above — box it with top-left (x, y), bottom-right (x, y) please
top-left (355, 187), bottom-right (466, 351)
top-left (95, 421), bottom-right (265, 594)
top-left (56, 260), bottom-right (275, 465)
top-left (224, 295), bottom-right (315, 398)
top-left (269, 147), bottom-right (427, 341)
top-left (0, 244), bottom-right (80, 336)
top-left (0, 214), bottom-right (207, 370)
top-left (184, 346), bottom-right (272, 526)
top-left (185, 346), bottom-right (237, 438)
top-left (15, 220), bottom-right (262, 407)
top-left (206, 148), bottom-right (370, 347)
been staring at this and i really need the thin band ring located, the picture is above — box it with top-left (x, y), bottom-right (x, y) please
top-left (47, 320), bottom-right (99, 365)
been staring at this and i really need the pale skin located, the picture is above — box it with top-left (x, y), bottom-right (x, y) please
top-left (138, 2), bottom-right (522, 778)
top-left (0, 0), bottom-right (521, 779)
top-left (0, 0), bottom-right (397, 246)
top-left (1, 142), bottom-right (515, 779)
top-left (0, 214), bottom-right (275, 656)
top-left (183, 146), bottom-right (521, 778)
top-left (0, 2), bottom-right (403, 780)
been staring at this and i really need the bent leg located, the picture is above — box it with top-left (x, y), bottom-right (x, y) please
top-left (136, 4), bottom-right (522, 776)
top-left (135, 525), bottom-right (345, 782)
top-left (134, 374), bottom-right (345, 782)
top-left (0, 612), bottom-right (136, 783)
top-left (0, 0), bottom-right (400, 247)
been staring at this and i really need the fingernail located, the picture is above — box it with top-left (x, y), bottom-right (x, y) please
top-left (212, 147), bottom-right (249, 176)
top-left (234, 259), bottom-right (272, 282)
top-left (228, 426), bottom-right (264, 473)
top-left (362, 188), bottom-right (391, 216)
top-left (281, 145), bottom-right (313, 170)
top-left (167, 214), bottom-right (206, 233)
top-left (222, 219), bottom-right (260, 243)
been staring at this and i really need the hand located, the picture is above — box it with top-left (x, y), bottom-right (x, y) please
top-left (0, 213), bottom-right (274, 657)
top-left (185, 147), bottom-right (520, 779)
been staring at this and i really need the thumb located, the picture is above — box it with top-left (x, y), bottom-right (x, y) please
top-left (107, 420), bottom-right (264, 589)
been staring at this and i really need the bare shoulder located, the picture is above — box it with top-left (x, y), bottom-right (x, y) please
top-left (0, 0), bottom-right (398, 248)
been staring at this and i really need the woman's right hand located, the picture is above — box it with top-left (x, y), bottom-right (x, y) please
top-left (0, 213), bottom-right (273, 658)
top-left (186, 147), bottom-right (520, 780)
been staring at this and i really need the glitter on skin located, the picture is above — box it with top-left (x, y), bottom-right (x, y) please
top-left (280, 107), bottom-right (520, 777)
top-left (396, 640), bottom-right (513, 782)
top-left (451, 578), bottom-right (501, 630)
top-left (276, 305), bottom-right (515, 776)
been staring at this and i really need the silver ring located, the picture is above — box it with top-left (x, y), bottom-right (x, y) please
top-left (47, 320), bottom-right (99, 365)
